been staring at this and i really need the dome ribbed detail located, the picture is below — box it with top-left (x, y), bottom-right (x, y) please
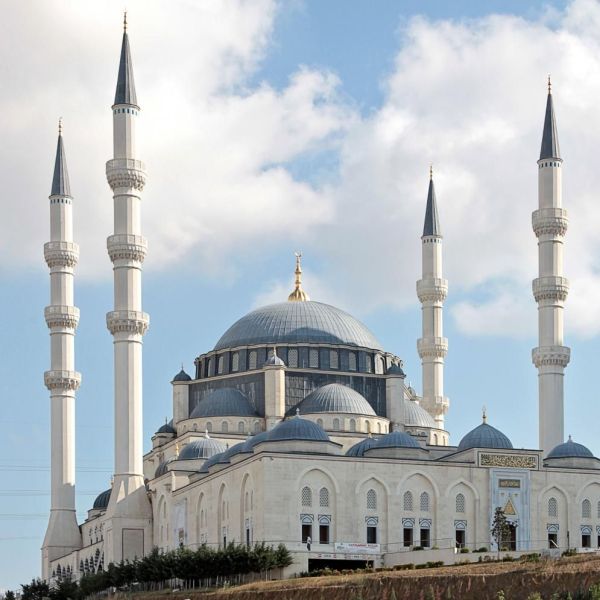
top-left (190, 388), bottom-right (257, 418)
top-left (217, 442), bottom-right (246, 464)
top-left (293, 384), bottom-right (375, 416)
top-left (458, 422), bottom-right (513, 451)
top-left (214, 301), bottom-right (382, 351)
top-left (266, 416), bottom-right (330, 442)
top-left (374, 430), bottom-right (420, 449)
top-left (199, 451), bottom-right (226, 474)
top-left (241, 430), bottom-right (269, 453)
top-left (346, 437), bottom-right (379, 457)
top-left (93, 488), bottom-right (111, 510)
top-left (404, 401), bottom-right (435, 428)
top-left (547, 438), bottom-right (594, 459)
top-left (178, 437), bottom-right (227, 460)
top-left (173, 368), bottom-right (191, 382)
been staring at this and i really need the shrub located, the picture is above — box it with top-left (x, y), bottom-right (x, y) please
top-left (459, 548), bottom-right (470, 553)
top-left (562, 548), bottom-right (577, 557)
top-left (477, 547), bottom-right (489, 553)
top-left (393, 563), bottom-right (414, 571)
top-left (412, 546), bottom-right (424, 551)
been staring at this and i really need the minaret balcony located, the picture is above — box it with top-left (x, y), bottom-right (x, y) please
top-left (532, 345), bottom-right (570, 368)
top-left (106, 158), bottom-right (146, 191)
top-left (532, 208), bottom-right (568, 237)
top-left (417, 337), bottom-right (448, 359)
top-left (107, 234), bottom-right (148, 263)
top-left (106, 310), bottom-right (149, 336)
top-left (416, 278), bottom-right (448, 303)
top-left (532, 276), bottom-right (569, 302)
top-left (44, 305), bottom-right (80, 330)
top-left (44, 241), bottom-right (79, 269)
top-left (420, 394), bottom-right (449, 416)
top-left (44, 369), bottom-right (82, 391)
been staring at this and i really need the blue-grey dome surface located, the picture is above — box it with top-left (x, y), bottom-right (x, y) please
top-left (214, 301), bottom-right (383, 351)
top-left (264, 354), bottom-right (286, 367)
top-left (458, 422), bottom-right (513, 451)
top-left (190, 388), bottom-right (257, 418)
top-left (156, 419), bottom-right (176, 434)
top-left (179, 437), bottom-right (227, 460)
top-left (404, 401), bottom-right (435, 428)
top-left (266, 416), bottom-right (330, 442)
top-left (155, 457), bottom-right (176, 478)
top-left (346, 437), bottom-right (379, 457)
top-left (292, 383), bottom-right (376, 416)
top-left (173, 368), bottom-right (192, 382)
top-left (199, 451), bottom-right (225, 474)
top-left (217, 442), bottom-right (246, 464)
top-left (241, 430), bottom-right (269, 453)
top-left (375, 431), bottom-right (421, 449)
top-left (93, 488), bottom-right (111, 510)
top-left (547, 438), bottom-right (594, 459)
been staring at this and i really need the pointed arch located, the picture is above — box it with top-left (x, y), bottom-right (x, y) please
top-left (445, 478), bottom-right (481, 502)
top-left (354, 474), bottom-right (391, 496)
top-left (397, 470), bottom-right (440, 498)
top-left (295, 466), bottom-right (340, 494)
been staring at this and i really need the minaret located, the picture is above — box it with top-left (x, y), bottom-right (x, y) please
top-left (104, 14), bottom-right (152, 563)
top-left (416, 167), bottom-right (449, 430)
top-left (532, 77), bottom-right (570, 454)
top-left (42, 120), bottom-right (82, 578)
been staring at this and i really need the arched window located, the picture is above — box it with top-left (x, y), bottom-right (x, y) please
top-left (301, 486), bottom-right (312, 507)
top-left (456, 493), bottom-right (465, 513)
top-left (317, 418), bottom-right (323, 428)
top-left (365, 355), bottom-right (373, 373)
top-left (367, 489), bottom-right (377, 510)
top-left (582, 499), bottom-right (591, 519)
top-left (548, 497), bottom-right (557, 518)
top-left (330, 350), bottom-right (339, 369)
top-left (319, 487), bottom-right (329, 507)
top-left (377, 422), bottom-right (381, 433)
top-left (249, 351), bottom-right (257, 370)
top-left (288, 348), bottom-right (298, 368)
top-left (217, 355), bottom-right (224, 374)
top-left (232, 352), bottom-right (240, 372)
top-left (253, 421), bottom-right (261, 433)
top-left (333, 418), bottom-right (340, 431)
top-left (206, 421), bottom-right (213, 432)
top-left (420, 492), bottom-right (430, 512)
top-left (365, 420), bottom-right (371, 434)
top-left (350, 418), bottom-right (356, 432)
top-left (238, 421), bottom-right (245, 433)
top-left (245, 492), bottom-right (249, 511)
top-left (222, 421), bottom-right (228, 433)
top-left (309, 349), bottom-right (319, 368)
top-left (349, 352), bottom-right (357, 371)
top-left (375, 355), bottom-right (384, 374)
top-left (433, 433), bottom-right (438, 445)
top-left (403, 491), bottom-right (413, 511)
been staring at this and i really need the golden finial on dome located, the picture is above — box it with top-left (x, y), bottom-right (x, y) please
top-left (175, 442), bottom-right (180, 458)
top-left (287, 252), bottom-right (310, 302)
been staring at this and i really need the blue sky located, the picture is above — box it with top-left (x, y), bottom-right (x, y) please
top-left (4, 0), bottom-right (600, 590)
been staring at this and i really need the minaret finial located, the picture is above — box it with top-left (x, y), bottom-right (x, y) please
top-left (429, 163), bottom-right (433, 180)
top-left (482, 405), bottom-right (487, 423)
top-left (287, 252), bottom-right (310, 302)
top-left (58, 117), bottom-right (63, 136)
top-left (547, 73), bottom-right (551, 94)
top-left (124, 10), bottom-right (128, 32)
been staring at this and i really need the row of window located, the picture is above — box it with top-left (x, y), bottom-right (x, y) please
top-left (187, 420), bottom-right (262, 434)
top-left (113, 107), bottom-right (138, 115)
top-left (539, 161), bottom-right (560, 168)
top-left (548, 497), bottom-right (600, 519)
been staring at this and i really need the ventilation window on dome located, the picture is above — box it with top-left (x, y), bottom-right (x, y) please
top-left (217, 355), bottom-right (224, 375)
top-left (330, 350), bottom-right (339, 369)
top-left (333, 418), bottom-right (340, 431)
top-left (349, 352), bottom-right (357, 371)
top-left (350, 418), bottom-right (356, 432)
top-left (222, 421), bottom-right (228, 433)
top-left (309, 349), bottom-right (319, 368)
top-left (288, 348), bottom-right (298, 368)
top-left (365, 354), bottom-right (373, 373)
top-left (232, 352), bottom-right (240, 372)
top-left (238, 421), bottom-right (245, 433)
top-left (375, 355), bottom-right (384, 374)
top-left (249, 351), bottom-right (257, 370)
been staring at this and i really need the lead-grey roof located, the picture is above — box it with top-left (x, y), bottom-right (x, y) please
top-left (457, 422), bottom-right (513, 451)
top-left (178, 437), bottom-right (227, 460)
top-left (291, 383), bottom-right (376, 416)
top-left (214, 301), bottom-right (383, 351)
top-left (374, 430), bottom-right (421, 449)
top-left (422, 177), bottom-right (441, 237)
top-left (51, 134), bottom-right (71, 197)
top-left (155, 457), bottom-right (175, 478)
top-left (540, 91), bottom-right (560, 160)
top-left (547, 437), bottom-right (594, 459)
top-left (346, 436), bottom-right (379, 457)
top-left (265, 416), bottom-right (330, 442)
top-left (156, 419), bottom-right (176, 435)
top-left (114, 32), bottom-right (138, 106)
top-left (93, 488), bottom-right (111, 510)
top-left (173, 368), bottom-right (192, 382)
top-left (404, 400), bottom-right (435, 428)
top-left (190, 388), bottom-right (257, 418)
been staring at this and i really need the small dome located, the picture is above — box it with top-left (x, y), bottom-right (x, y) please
top-left (241, 430), bottom-right (269, 453)
top-left (458, 421), bottom-right (513, 451)
top-left (199, 451), bottom-right (226, 474)
top-left (266, 416), bottom-right (330, 442)
top-left (404, 401), bottom-right (435, 428)
top-left (547, 437), bottom-right (594, 459)
top-left (387, 364), bottom-right (405, 376)
top-left (346, 437), bottom-right (379, 457)
top-left (156, 419), bottom-right (176, 435)
top-left (217, 442), bottom-right (246, 464)
top-left (178, 436), bottom-right (227, 460)
top-left (93, 488), bottom-right (111, 510)
top-left (264, 353), bottom-right (286, 367)
top-left (173, 368), bottom-right (192, 382)
top-left (374, 430), bottom-right (421, 449)
top-left (190, 388), bottom-right (257, 418)
top-left (293, 384), bottom-right (376, 416)
top-left (155, 457), bottom-right (176, 478)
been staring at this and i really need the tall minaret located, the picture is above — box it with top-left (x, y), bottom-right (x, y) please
top-left (42, 120), bottom-right (82, 579)
top-left (417, 168), bottom-right (449, 431)
top-left (532, 77), bottom-right (570, 454)
top-left (104, 14), bottom-right (152, 563)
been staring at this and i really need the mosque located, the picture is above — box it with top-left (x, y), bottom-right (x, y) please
top-left (41, 18), bottom-right (600, 581)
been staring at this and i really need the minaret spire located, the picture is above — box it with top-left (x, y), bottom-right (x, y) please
top-left (417, 167), bottom-right (449, 436)
top-left (104, 14), bottom-right (152, 564)
top-left (532, 79), bottom-right (569, 454)
top-left (288, 252), bottom-right (310, 301)
top-left (42, 122), bottom-right (82, 578)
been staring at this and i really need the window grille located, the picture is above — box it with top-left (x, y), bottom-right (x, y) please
top-left (288, 348), bottom-right (298, 367)
top-left (217, 355), bottom-right (224, 374)
top-left (548, 497), bottom-right (557, 518)
top-left (582, 499), bottom-right (591, 519)
top-left (309, 349), bottom-right (319, 368)
top-left (319, 487), bottom-right (330, 507)
top-left (456, 493), bottom-right (465, 513)
top-left (365, 354), bottom-right (373, 373)
top-left (349, 352), bottom-right (357, 371)
top-left (333, 418), bottom-right (340, 431)
top-left (420, 492), bottom-right (430, 512)
top-left (367, 489), bottom-right (377, 510)
top-left (249, 351), bottom-right (257, 369)
top-left (350, 419), bottom-right (356, 432)
top-left (330, 350), bottom-right (339, 369)
top-left (232, 352), bottom-right (239, 372)
top-left (301, 486), bottom-right (312, 507)
top-left (403, 491), bottom-right (413, 511)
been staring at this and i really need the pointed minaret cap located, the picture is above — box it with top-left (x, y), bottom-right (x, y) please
top-left (288, 252), bottom-right (310, 301)
top-left (50, 118), bottom-right (72, 198)
top-left (422, 165), bottom-right (441, 237)
top-left (539, 75), bottom-right (561, 161)
top-left (113, 12), bottom-right (138, 107)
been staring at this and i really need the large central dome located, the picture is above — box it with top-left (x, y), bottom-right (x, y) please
top-left (214, 301), bottom-right (383, 351)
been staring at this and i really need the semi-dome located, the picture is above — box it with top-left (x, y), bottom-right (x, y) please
top-left (155, 456), bottom-right (176, 477)
top-left (266, 416), bottom-right (330, 442)
top-left (375, 430), bottom-right (420, 449)
top-left (156, 419), bottom-right (176, 435)
top-left (458, 419), bottom-right (513, 451)
top-left (190, 388), bottom-right (257, 418)
top-left (93, 488), bottom-right (111, 510)
top-left (178, 436), bottom-right (227, 460)
top-left (214, 301), bottom-right (383, 351)
top-left (173, 368), bottom-right (192, 382)
top-left (293, 384), bottom-right (376, 416)
top-left (547, 437), bottom-right (594, 459)
top-left (404, 400), bottom-right (435, 428)
top-left (346, 436), bottom-right (379, 457)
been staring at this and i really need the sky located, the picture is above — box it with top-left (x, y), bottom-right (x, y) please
top-left (2, 0), bottom-right (600, 590)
